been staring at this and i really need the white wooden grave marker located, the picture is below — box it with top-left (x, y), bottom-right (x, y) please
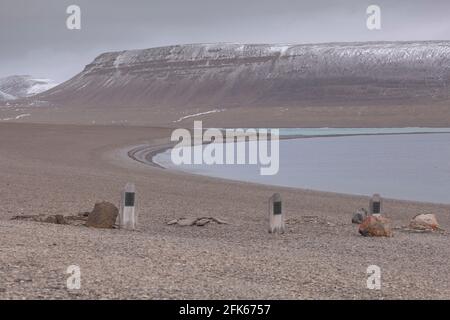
top-left (120, 182), bottom-right (136, 230)
top-left (269, 193), bottom-right (285, 234)
top-left (369, 193), bottom-right (383, 216)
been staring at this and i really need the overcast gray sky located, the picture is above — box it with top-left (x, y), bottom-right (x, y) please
top-left (1, 0), bottom-right (449, 82)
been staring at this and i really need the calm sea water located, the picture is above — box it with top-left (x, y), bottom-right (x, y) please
top-left (154, 129), bottom-right (450, 204)
top-left (278, 127), bottom-right (450, 136)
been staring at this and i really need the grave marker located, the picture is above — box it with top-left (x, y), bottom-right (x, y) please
top-left (369, 193), bottom-right (383, 216)
top-left (268, 193), bottom-right (285, 234)
top-left (120, 182), bottom-right (136, 230)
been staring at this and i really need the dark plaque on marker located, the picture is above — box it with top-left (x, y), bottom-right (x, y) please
top-left (273, 201), bottom-right (282, 215)
top-left (372, 201), bottom-right (380, 214)
top-left (125, 192), bottom-right (135, 207)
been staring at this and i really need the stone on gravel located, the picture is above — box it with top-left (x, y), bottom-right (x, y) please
top-left (196, 218), bottom-right (211, 226)
top-left (86, 201), bottom-right (118, 229)
top-left (409, 214), bottom-right (439, 231)
top-left (352, 208), bottom-right (367, 224)
top-left (78, 212), bottom-right (90, 217)
top-left (210, 217), bottom-right (228, 224)
top-left (359, 215), bottom-right (393, 237)
top-left (167, 217), bottom-right (228, 227)
top-left (12, 214), bottom-right (67, 225)
top-left (177, 218), bottom-right (197, 226)
top-left (44, 215), bottom-right (67, 225)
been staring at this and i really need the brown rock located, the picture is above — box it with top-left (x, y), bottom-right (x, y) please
top-left (359, 215), bottom-right (393, 237)
top-left (55, 215), bottom-right (67, 224)
top-left (43, 215), bottom-right (67, 224)
top-left (409, 214), bottom-right (439, 231)
top-left (167, 219), bottom-right (178, 225)
top-left (86, 201), bottom-right (118, 229)
top-left (43, 215), bottom-right (57, 224)
top-left (78, 212), bottom-right (90, 217)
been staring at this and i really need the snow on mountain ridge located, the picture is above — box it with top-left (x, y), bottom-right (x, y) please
top-left (90, 41), bottom-right (450, 65)
top-left (0, 75), bottom-right (58, 101)
top-left (80, 41), bottom-right (450, 83)
top-left (35, 41), bottom-right (450, 108)
top-left (26, 79), bottom-right (58, 95)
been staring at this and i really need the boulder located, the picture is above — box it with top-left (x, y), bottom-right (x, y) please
top-left (409, 214), bottom-right (439, 231)
top-left (359, 215), bottom-right (393, 237)
top-left (352, 208), bottom-right (368, 224)
top-left (86, 201), bottom-right (118, 229)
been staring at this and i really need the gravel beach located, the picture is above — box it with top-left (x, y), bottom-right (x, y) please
top-left (1, 123), bottom-right (449, 299)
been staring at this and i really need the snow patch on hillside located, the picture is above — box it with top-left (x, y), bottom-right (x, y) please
top-left (27, 79), bottom-right (58, 95)
top-left (268, 45), bottom-right (291, 55)
top-left (1, 113), bottom-right (31, 121)
top-left (173, 109), bottom-right (225, 123)
top-left (0, 90), bottom-right (16, 101)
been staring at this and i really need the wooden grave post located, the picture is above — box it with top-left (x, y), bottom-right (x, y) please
top-left (120, 182), bottom-right (136, 230)
top-left (269, 193), bottom-right (285, 234)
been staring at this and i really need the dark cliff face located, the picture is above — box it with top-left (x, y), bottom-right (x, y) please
top-left (36, 42), bottom-right (450, 108)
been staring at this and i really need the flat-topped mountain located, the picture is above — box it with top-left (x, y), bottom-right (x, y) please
top-left (34, 41), bottom-right (450, 108)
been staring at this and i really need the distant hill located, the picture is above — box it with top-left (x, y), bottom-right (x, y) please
top-left (0, 75), bottom-right (57, 102)
top-left (32, 41), bottom-right (450, 109)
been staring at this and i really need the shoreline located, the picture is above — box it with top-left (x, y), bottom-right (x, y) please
top-left (127, 143), bottom-right (174, 169)
top-left (134, 131), bottom-right (450, 206)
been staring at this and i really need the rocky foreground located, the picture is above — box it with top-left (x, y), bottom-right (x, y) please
top-left (1, 123), bottom-right (449, 299)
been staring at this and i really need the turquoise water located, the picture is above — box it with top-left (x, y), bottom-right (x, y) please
top-left (279, 127), bottom-right (450, 136)
top-left (154, 129), bottom-right (450, 204)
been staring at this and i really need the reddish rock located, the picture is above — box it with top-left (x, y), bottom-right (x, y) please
top-left (359, 215), bottom-right (393, 237)
top-left (409, 214), bottom-right (439, 231)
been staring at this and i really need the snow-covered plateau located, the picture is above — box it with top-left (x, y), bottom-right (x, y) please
top-left (29, 41), bottom-right (450, 108)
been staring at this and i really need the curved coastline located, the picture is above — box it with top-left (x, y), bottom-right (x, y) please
top-left (127, 143), bottom-right (173, 169)
top-left (130, 129), bottom-right (450, 170)
top-left (132, 129), bottom-right (450, 205)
